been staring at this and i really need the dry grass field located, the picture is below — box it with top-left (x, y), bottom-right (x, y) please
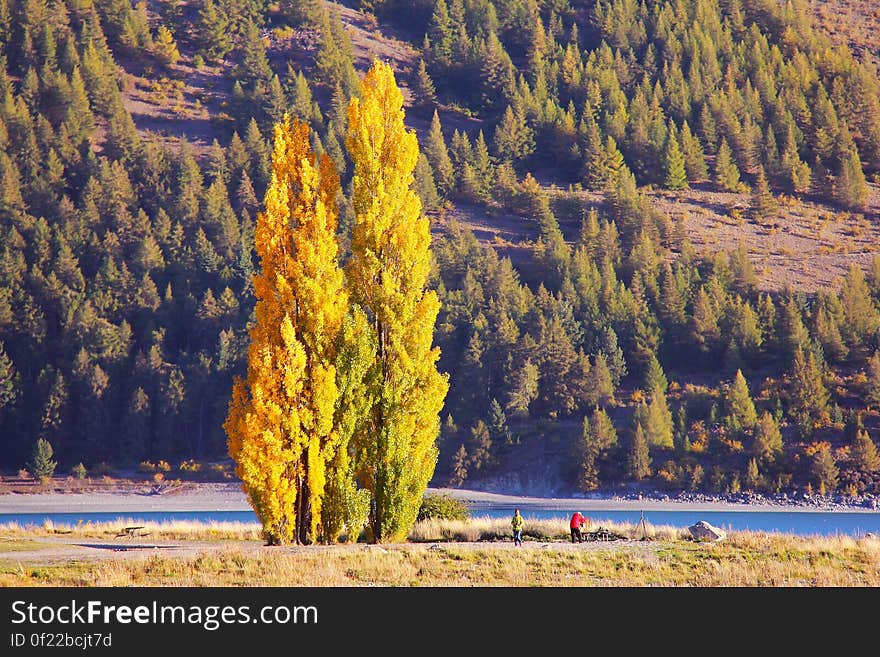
top-left (1, 517), bottom-right (879, 586)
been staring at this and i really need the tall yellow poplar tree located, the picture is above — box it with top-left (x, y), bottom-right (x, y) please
top-left (346, 61), bottom-right (449, 543)
top-left (225, 116), bottom-right (350, 545)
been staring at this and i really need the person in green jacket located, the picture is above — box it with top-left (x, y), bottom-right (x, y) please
top-left (511, 509), bottom-right (524, 547)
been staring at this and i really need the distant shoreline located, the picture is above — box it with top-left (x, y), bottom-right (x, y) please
top-left (0, 481), bottom-right (877, 515)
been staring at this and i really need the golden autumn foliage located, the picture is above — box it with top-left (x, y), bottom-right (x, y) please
top-left (346, 61), bottom-right (449, 543)
top-left (226, 63), bottom-right (447, 546)
top-left (225, 116), bottom-right (352, 545)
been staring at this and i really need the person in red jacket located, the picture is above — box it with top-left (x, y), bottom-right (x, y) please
top-left (570, 512), bottom-right (589, 543)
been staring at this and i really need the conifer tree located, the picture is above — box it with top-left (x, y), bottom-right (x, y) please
top-left (627, 422), bottom-right (651, 480)
top-left (662, 122), bottom-right (688, 190)
top-left (197, 0), bottom-right (231, 62)
top-left (424, 110), bottom-right (454, 198)
top-left (811, 445), bottom-right (839, 495)
top-left (643, 354), bottom-right (668, 397)
top-left (449, 443), bottom-right (468, 486)
top-left (789, 345), bottom-right (830, 438)
top-left (153, 25), bottom-right (179, 67)
top-left (752, 411), bottom-right (783, 463)
top-left (749, 165), bottom-right (777, 223)
top-left (576, 415), bottom-right (600, 492)
top-left (346, 62), bottom-right (449, 543)
top-left (493, 104), bottom-right (535, 164)
top-left (714, 138), bottom-right (741, 192)
top-left (725, 369), bottom-right (758, 432)
top-left (849, 428), bottom-right (879, 476)
top-left (506, 358), bottom-right (539, 417)
top-left (834, 146), bottom-right (868, 211)
top-left (29, 437), bottom-right (56, 482)
top-left (840, 263), bottom-right (880, 350)
top-left (410, 59), bottom-right (438, 117)
top-left (866, 350), bottom-right (880, 409)
top-left (680, 120), bottom-right (708, 181)
top-left (744, 457), bottom-right (761, 492)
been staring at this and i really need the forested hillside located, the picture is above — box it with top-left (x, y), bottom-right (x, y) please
top-left (1, 0), bottom-right (880, 499)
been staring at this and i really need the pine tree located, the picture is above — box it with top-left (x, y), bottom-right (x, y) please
top-left (29, 438), bottom-right (57, 482)
top-left (866, 350), bottom-right (880, 409)
top-left (840, 263), bottom-right (880, 350)
top-left (410, 59), bottom-right (438, 117)
top-left (153, 25), bottom-right (179, 67)
top-left (592, 406), bottom-right (618, 450)
top-left (714, 138), bottom-right (741, 192)
top-left (811, 445), bottom-right (839, 495)
top-left (646, 390), bottom-right (674, 449)
top-left (627, 422), bottom-right (651, 480)
top-left (449, 444), bottom-right (468, 486)
top-left (346, 62), bottom-right (449, 543)
top-left (662, 122), bottom-right (688, 190)
top-left (197, 0), bottom-right (231, 62)
top-left (680, 120), bottom-right (708, 181)
top-left (424, 111), bottom-right (454, 198)
top-left (749, 165), bottom-right (777, 224)
top-left (726, 369), bottom-right (758, 432)
top-left (643, 354), bottom-right (668, 397)
top-left (487, 398), bottom-right (512, 445)
top-left (225, 116), bottom-right (356, 545)
top-left (789, 345), bottom-right (830, 438)
top-left (280, 0), bottom-right (322, 27)
top-left (506, 358), bottom-right (539, 417)
top-left (316, 7), bottom-right (358, 96)
top-left (493, 104), bottom-right (535, 164)
top-left (850, 429), bottom-right (880, 475)
top-left (744, 457), bottom-right (761, 492)
top-left (576, 415), bottom-right (600, 491)
top-left (413, 153), bottom-right (440, 211)
top-left (590, 352), bottom-right (615, 407)
top-left (0, 340), bottom-right (18, 414)
top-left (835, 146), bottom-right (868, 211)
top-left (752, 411), bottom-right (783, 463)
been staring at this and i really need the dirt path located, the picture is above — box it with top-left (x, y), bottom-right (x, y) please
top-left (0, 535), bottom-right (654, 568)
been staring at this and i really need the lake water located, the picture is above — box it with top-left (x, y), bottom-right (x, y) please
top-left (2, 507), bottom-right (880, 537)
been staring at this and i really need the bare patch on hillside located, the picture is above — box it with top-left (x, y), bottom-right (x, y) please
top-left (652, 183), bottom-right (880, 293)
top-left (814, 0), bottom-right (880, 66)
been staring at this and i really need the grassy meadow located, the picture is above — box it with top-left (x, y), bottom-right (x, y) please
top-left (1, 517), bottom-right (878, 587)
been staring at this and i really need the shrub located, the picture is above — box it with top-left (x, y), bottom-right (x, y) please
top-left (29, 438), bottom-right (57, 482)
top-left (71, 463), bottom-right (87, 480)
top-left (417, 494), bottom-right (471, 522)
top-left (91, 462), bottom-right (115, 475)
